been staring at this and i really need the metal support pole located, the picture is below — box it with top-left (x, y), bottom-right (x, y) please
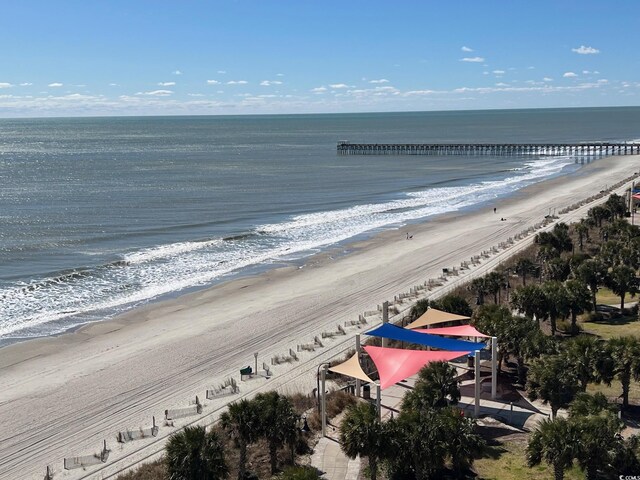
top-left (376, 383), bottom-right (382, 420)
top-left (491, 337), bottom-right (497, 400)
top-left (355, 334), bottom-right (362, 397)
top-left (254, 352), bottom-right (258, 375)
top-left (382, 301), bottom-right (389, 348)
top-left (474, 350), bottom-right (481, 418)
top-left (321, 365), bottom-right (328, 437)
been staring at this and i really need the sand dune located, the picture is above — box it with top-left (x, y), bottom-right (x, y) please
top-left (1, 155), bottom-right (639, 480)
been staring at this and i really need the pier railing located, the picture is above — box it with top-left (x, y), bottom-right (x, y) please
top-left (337, 141), bottom-right (640, 156)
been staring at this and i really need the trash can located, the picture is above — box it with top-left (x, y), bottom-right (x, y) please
top-left (240, 366), bottom-right (252, 376)
top-left (467, 355), bottom-right (474, 368)
top-left (362, 384), bottom-right (371, 400)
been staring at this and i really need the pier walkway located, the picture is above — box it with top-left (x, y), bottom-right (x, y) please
top-left (337, 141), bottom-right (640, 156)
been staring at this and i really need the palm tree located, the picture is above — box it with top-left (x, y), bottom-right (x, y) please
top-left (575, 259), bottom-right (605, 311)
top-left (575, 220), bottom-right (590, 251)
top-left (568, 392), bottom-right (617, 417)
top-left (607, 336), bottom-right (640, 409)
top-left (515, 258), bottom-right (536, 286)
top-left (254, 392), bottom-right (298, 474)
top-left (339, 402), bottom-right (386, 480)
top-left (573, 413), bottom-right (623, 480)
top-left (527, 355), bottom-right (579, 419)
top-left (220, 399), bottom-right (260, 480)
top-left (561, 336), bottom-right (609, 391)
top-left (606, 264), bottom-right (639, 310)
top-left (527, 417), bottom-right (575, 480)
top-left (510, 284), bottom-right (548, 324)
top-left (541, 281), bottom-right (569, 336)
top-left (605, 193), bottom-right (628, 220)
top-left (564, 279), bottom-right (591, 334)
top-left (546, 257), bottom-right (570, 282)
top-left (430, 294), bottom-right (472, 316)
top-left (165, 425), bottom-right (228, 480)
top-left (468, 277), bottom-right (487, 306)
top-left (441, 407), bottom-right (485, 478)
top-left (409, 298), bottom-right (430, 322)
top-left (386, 409), bottom-right (449, 480)
top-left (403, 361), bottom-right (461, 411)
top-left (484, 271), bottom-right (506, 304)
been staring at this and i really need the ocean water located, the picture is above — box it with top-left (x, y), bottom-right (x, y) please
top-left (2, 107), bottom-right (640, 344)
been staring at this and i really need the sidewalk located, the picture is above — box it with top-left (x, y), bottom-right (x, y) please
top-left (310, 436), bottom-right (360, 480)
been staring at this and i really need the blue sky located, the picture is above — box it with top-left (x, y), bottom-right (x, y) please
top-left (1, 1), bottom-right (639, 117)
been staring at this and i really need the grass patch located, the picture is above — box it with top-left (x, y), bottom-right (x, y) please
top-left (595, 287), bottom-right (622, 306)
top-left (587, 379), bottom-right (640, 405)
top-left (580, 315), bottom-right (640, 339)
top-left (474, 439), bottom-right (583, 480)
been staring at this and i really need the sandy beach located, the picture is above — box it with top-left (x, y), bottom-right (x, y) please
top-left (1, 154), bottom-right (640, 480)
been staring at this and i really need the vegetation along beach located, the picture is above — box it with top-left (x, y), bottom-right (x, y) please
top-left (3, 2), bottom-right (640, 480)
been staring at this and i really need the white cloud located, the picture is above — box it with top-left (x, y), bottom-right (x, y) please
top-left (572, 45), bottom-right (600, 55)
top-left (461, 46), bottom-right (473, 52)
top-left (173, 70), bottom-right (182, 75)
top-left (158, 82), bottom-right (176, 86)
top-left (188, 93), bottom-right (205, 97)
top-left (19, 82), bottom-right (32, 86)
top-left (109, 83), bottom-right (119, 86)
top-left (217, 70), bottom-right (227, 74)
top-left (598, 79), bottom-right (609, 84)
top-left (311, 86), bottom-right (327, 93)
top-left (460, 57), bottom-right (485, 63)
top-left (207, 80), bottom-right (220, 85)
top-left (543, 77), bottom-right (553, 82)
top-left (563, 72), bottom-right (578, 78)
top-left (483, 71), bottom-right (489, 75)
top-left (492, 70), bottom-right (505, 75)
top-left (260, 80), bottom-right (283, 86)
top-left (227, 80), bottom-right (248, 85)
top-left (495, 82), bottom-right (509, 87)
top-left (276, 73), bottom-right (284, 76)
top-left (369, 79), bottom-right (389, 84)
top-left (329, 83), bottom-right (351, 89)
top-left (136, 89), bottom-right (173, 96)
top-left (0, 83), bottom-right (13, 88)
top-left (48, 82), bottom-right (63, 87)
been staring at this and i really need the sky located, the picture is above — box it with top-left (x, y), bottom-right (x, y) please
top-left (1, 0), bottom-right (639, 117)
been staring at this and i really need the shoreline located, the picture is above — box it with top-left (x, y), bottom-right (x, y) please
top-left (0, 156), bottom-right (581, 349)
top-left (1, 154), bottom-right (639, 480)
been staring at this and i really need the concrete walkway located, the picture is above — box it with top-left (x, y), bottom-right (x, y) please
top-left (310, 436), bottom-right (360, 480)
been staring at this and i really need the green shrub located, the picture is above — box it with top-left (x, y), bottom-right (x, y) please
top-left (277, 465), bottom-right (321, 480)
top-left (557, 319), bottom-right (583, 334)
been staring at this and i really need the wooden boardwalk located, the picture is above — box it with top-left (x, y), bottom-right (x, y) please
top-left (337, 141), bottom-right (640, 156)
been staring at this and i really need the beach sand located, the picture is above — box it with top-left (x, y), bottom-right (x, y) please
top-left (1, 155), bottom-right (639, 479)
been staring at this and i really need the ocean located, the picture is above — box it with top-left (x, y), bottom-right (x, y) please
top-left (2, 107), bottom-right (640, 344)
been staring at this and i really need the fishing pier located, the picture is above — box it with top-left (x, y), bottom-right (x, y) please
top-left (337, 141), bottom-right (640, 156)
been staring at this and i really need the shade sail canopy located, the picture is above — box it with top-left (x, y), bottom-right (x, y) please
top-left (364, 345), bottom-right (470, 389)
top-left (365, 323), bottom-right (481, 351)
top-left (405, 308), bottom-right (471, 329)
top-left (328, 352), bottom-right (374, 383)
top-left (414, 325), bottom-right (489, 338)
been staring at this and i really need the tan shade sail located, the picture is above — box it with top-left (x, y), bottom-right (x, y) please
top-left (328, 352), bottom-right (374, 383)
top-left (405, 307), bottom-right (470, 329)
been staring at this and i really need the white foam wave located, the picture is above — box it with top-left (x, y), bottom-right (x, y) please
top-left (0, 154), bottom-right (575, 339)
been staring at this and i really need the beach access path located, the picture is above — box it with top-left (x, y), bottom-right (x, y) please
top-left (1, 155), bottom-right (639, 480)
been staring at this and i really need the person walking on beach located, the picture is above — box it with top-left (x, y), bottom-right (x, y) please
top-left (493, 207), bottom-right (497, 214)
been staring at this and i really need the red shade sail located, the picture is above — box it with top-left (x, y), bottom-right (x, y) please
top-left (364, 345), bottom-right (471, 389)
top-left (413, 325), bottom-right (489, 338)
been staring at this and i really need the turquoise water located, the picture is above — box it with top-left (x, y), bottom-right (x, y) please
top-left (1, 107), bottom-right (639, 342)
